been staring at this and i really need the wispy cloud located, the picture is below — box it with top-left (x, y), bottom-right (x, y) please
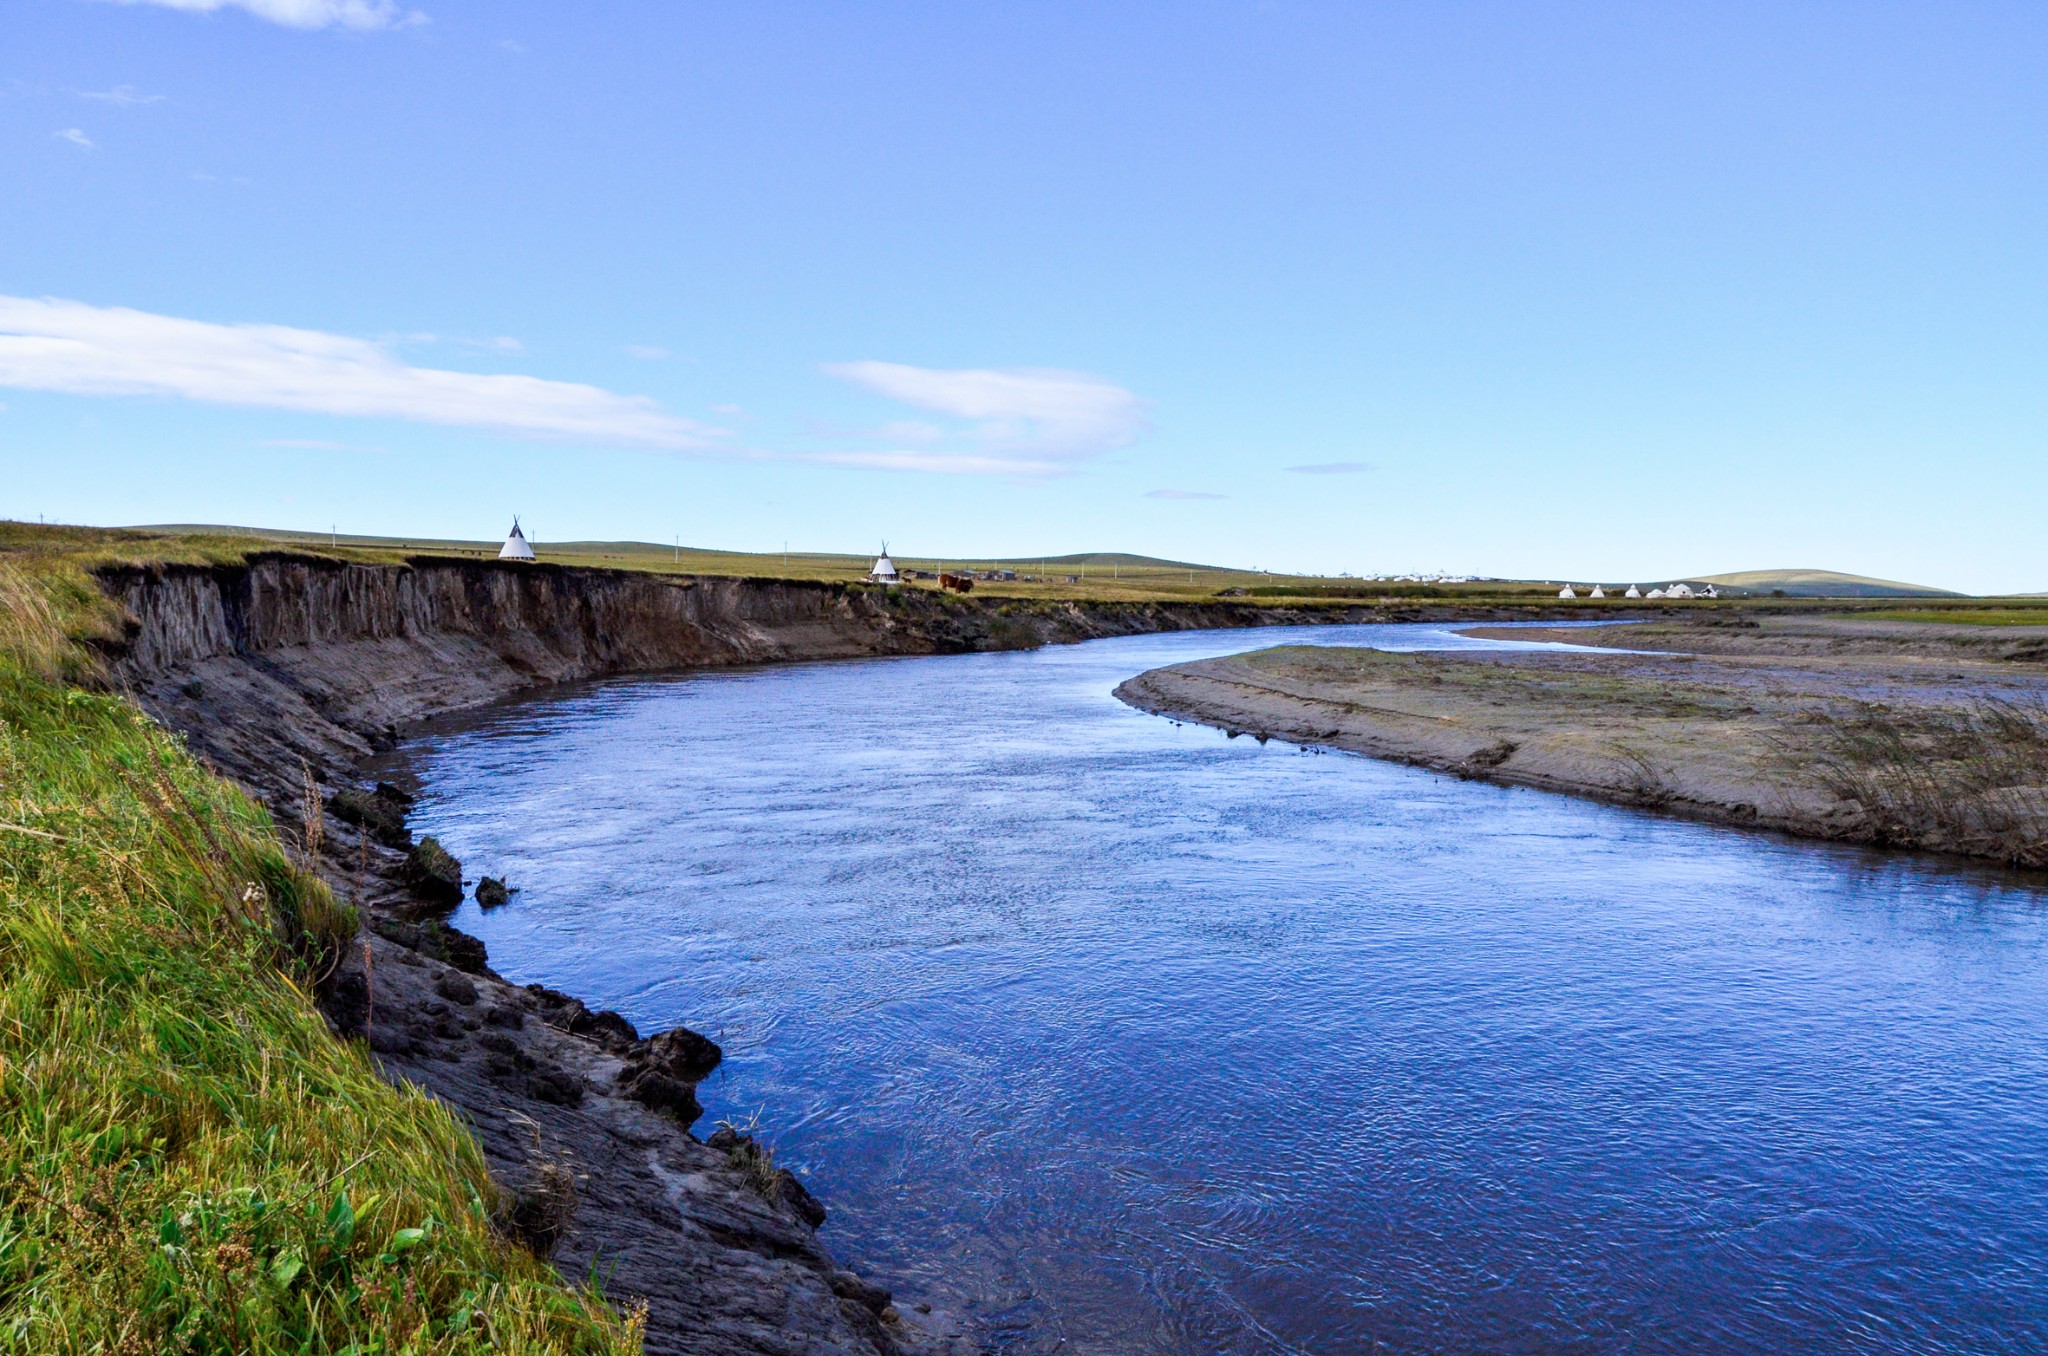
top-left (820, 360), bottom-right (1149, 476)
top-left (1146, 488), bottom-right (1226, 500)
top-left (624, 344), bottom-right (670, 361)
top-left (79, 85), bottom-right (164, 107)
top-left (1286, 460), bottom-right (1375, 475)
top-left (260, 437), bottom-right (384, 453)
top-left (54, 128), bottom-right (95, 149)
top-left (0, 296), bottom-right (718, 449)
top-left (98, 0), bottom-right (426, 31)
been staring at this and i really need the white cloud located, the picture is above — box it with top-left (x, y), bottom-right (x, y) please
top-left (1286, 460), bottom-right (1376, 475)
top-left (877, 419), bottom-right (945, 445)
top-left (54, 128), bottom-right (95, 149)
top-left (0, 296), bottom-right (718, 449)
top-left (798, 449), bottom-right (1071, 476)
top-left (99, 0), bottom-right (425, 31)
top-left (79, 85), bottom-right (164, 107)
top-left (1147, 488), bottom-right (1226, 500)
top-left (821, 360), bottom-right (1149, 476)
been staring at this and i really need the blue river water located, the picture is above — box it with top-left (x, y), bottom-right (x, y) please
top-left (393, 624), bottom-right (2048, 1354)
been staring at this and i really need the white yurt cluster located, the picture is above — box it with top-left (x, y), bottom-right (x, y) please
top-left (1551, 581), bottom-right (1732, 599)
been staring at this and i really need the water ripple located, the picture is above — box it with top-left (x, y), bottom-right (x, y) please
top-left (388, 624), bottom-right (2048, 1354)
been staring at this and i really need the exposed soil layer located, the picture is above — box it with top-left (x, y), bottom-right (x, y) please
top-left (1116, 616), bottom-right (2048, 870)
top-left (89, 553), bottom-right (1566, 1354)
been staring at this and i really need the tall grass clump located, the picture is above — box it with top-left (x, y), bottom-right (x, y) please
top-left (0, 558), bottom-right (641, 1353)
top-left (1810, 698), bottom-right (2048, 867)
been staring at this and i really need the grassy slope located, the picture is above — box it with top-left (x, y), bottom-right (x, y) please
top-left (1862, 608), bottom-right (2048, 626)
top-left (1696, 568), bottom-right (1958, 597)
top-left (0, 550), bottom-right (637, 1350)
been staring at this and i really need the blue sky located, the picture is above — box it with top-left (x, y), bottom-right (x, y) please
top-left (2, 1), bottom-right (2044, 591)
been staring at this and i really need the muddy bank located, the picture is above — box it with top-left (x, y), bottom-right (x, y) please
top-left (1116, 616), bottom-right (2048, 869)
top-left (88, 553), bottom-right (1556, 1354)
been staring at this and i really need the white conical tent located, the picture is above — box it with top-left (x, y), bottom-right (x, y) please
top-left (499, 519), bottom-right (536, 560)
top-left (1624, 585), bottom-right (1642, 598)
top-left (1589, 585), bottom-right (1606, 598)
top-left (1558, 585), bottom-right (1577, 599)
top-left (867, 544), bottom-right (899, 583)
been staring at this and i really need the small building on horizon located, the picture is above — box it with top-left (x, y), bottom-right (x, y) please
top-left (499, 519), bottom-right (535, 561)
top-left (867, 545), bottom-right (901, 585)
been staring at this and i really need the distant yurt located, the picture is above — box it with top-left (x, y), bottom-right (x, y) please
top-left (1589, 585), bottom-right (1606, 599)
top-left (1624, 585), bottom-right (1642, 599)
top-left (1666, 583), bottom-right (1694, 599)
top-left (867, 545), bottom-right (900, 585)
top-left (1558, 585), bottom-right (1577, 599)
top-left (499, 519), bottom-right (535, 561)
top-left (1646, 588), bottom-right (1666, 599)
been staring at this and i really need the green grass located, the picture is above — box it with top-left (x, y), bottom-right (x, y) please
top-left (0, 556), bottom-right (640, 1350)
top-left (1862, 608), bottom-right (2048, 627)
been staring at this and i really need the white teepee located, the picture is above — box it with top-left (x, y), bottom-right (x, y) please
top-left (1588, 584), bottom-right (1606, 599)
top-left (1558, 585), bottom-right (1577, 599)
top-left (867, 543), bottom-right (900, 584)
top-left (499, 519), bottom-right (536, 560)
top-left (1623, 585), bottom-right (1642, 599)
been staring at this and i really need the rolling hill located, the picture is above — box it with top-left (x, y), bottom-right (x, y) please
top-left (1695, 569), bottom-right (1958, 598)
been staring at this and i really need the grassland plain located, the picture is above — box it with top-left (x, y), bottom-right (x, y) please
top-left (117, 524), bottom-right (1989, 611)
top-left (0, 552), bottom-right (642, 1352)
top-left (1116, 615), bottom-right (2048, 870)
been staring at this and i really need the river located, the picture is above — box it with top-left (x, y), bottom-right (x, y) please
top-left (392, 623), bottom-right (2048, 1354)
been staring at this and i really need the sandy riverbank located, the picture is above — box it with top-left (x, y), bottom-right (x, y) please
top-left (1115, 616), bottom-right (2048, 869)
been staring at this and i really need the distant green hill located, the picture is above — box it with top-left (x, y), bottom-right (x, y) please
top-left (1696, 568), bottom-right (1958, 598)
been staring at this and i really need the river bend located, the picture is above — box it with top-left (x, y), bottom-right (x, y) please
top-left (390, 624), bottom-right (2048, 1354)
